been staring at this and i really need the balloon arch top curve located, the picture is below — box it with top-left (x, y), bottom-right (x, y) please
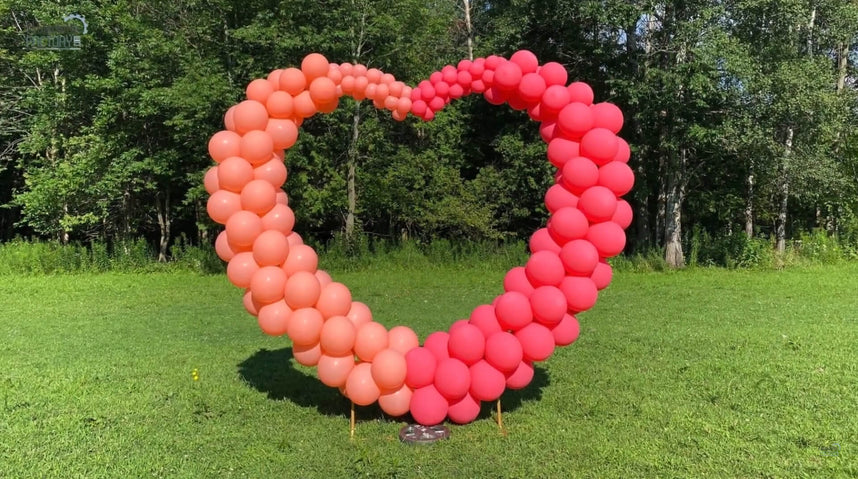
top-left (205, 51), bottom-right (633, 426)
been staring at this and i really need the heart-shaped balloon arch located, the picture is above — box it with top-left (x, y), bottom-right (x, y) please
top-left (205, 51), bottom-right (633, 426)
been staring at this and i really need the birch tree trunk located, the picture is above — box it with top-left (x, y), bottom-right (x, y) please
top-left (462, 0), bottom-right (474, 61)
top-left (744, 160), bottom-right (754, 237)
top-left (156, 189), bottom-right (171, 262)
top-left (664, 147), bottom-right (687, 267)
top-left (776, 126), bottom-right (793, 254)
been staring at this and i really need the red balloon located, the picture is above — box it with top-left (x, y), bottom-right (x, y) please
top-left (598, 161), bottom-right (635, 196)
top-left (447, 324), bottom-right (486, 365)
top-left (468, 305), bottom-right (502, 338)
top-left (529, 285), bottom-right (567, 326)
top-left (515, 323), bottom-right (555, 362)
top-left (447, 393), bottom-right (481, 424)
top-left (434, 358), bottom-right (470, 400)
top-left (578, 186), bottom-right (618, 222)
top-left (544, 184), bottom-right (579, 213)
top-left (590, 102), bottom-right (624, 133)
top-left (541, 85), bottom-right (572, 113)
top-left (485, 332), bottom-right (524, 373)
top-left (502, 266), bottom-right (535, 296)
top-left (538, 62), bottom-right (568, 86)
top-left (547, 206), bottom-right (589, 244)
top-left (546, 138), bottom-right (580, 168)
top-left (558, 102), bottom-right (594, 139)
top-left (561, 156), bottom-right (599, 194)
top-left (517, 73), bottom-right (546, 102)
top-left (506, 361), bottom-right (535, 390)
top-left (539, 120), bottom-right (558, 143)
top-left (529, 228), bottom-right (561, 254)
top-left (410, 385), bottom-right (449, 426)
top-left (614, 137), bottom-right (631, 163)
top-left (495, 291), bottom-right (533, 331)
top-left (510, 50), bottom-right (539, 73)
top-left (469, 360), bottom-right (506, 401)
top-left (587, 221), bottom-right (627, 257)
top-left (257, 299), bottom-right (291, 335)
top-left (591, 260), bottom-right (614, 290)
top-left (525, 250), bottom-right (565, 286)
top-left (493, 62), bottom-right (522, 91)
top-left (552, 314), bottom-right (581, 346)
top-left (483, 86), bottom-right (508, 105)
top-left (559, 276), bottom-right (598, 313)
top-left (567, 82), bottom-right (594, 105)
top-left (580, 128), bottom-right (619, 165)
top-left (423, 331), bottom-right (451, 361)
top-left (405, 347), bottom-right (437, 389)
top-left (559, 239), bottom-right (600, 276)
top-left (612, 199), bottom-right (633, 229)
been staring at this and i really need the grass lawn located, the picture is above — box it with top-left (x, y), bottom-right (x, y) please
top-left (1, 262), bottom-right (856, 477)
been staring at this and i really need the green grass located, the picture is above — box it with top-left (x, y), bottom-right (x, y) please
top-left (1, 263), bottom-right (856, 478)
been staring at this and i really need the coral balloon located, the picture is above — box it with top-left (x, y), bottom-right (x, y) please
top-left (317, 354), bottom-right (355, 388)
top-left (354, 321), bottom-right (388, 362)
top-left (261, 204), bottom-right (295, 235)
top-left (301, 53), bottom-right (330, 82)
top-left (346, 301), bottom-right (373, 330)
top-left (345, 362), bottom-right (380, 406)
top-left (265, 91), bottom-right (294, 119)
top-left (319, 315), bottom-right (357, 356)
top-left (282, 244), bottom-right (318, 274)
top-left (316, 282), bottom-right (352, 318)
top-left (226, 252), bottom-right (259, 289)
top-left (240, 179), bottom-right (277, 215)
top-left (204, 166), bottom-right (220, 194)
top-left (208, 130), bottom-right (241, 163)
top-left (371, 348), bottom-right (408, 391)
top-left (253, 157), bottom-right (288, 188)
top-left (287, 308), bottom-right (324, 346)
top-left (218, 156), bottom-right (255, 192)
top-left (215, 230), bottom-right (238, 262)
top-left (387, 326), bottom-right (420, 356)
top-left (233, 100), bottom-right (269, 135)
top-left (257, 300), bottom-right (291, 336)
top-left (265, 119), bottom-right (299, 150)
top-left (284, 271), bottom-right (322, 310)
top-left (292, 342), bottom-right (322, 366)
top-left (378, 384), bottom-right (412, 417)
top-left (225, 211), bottom-right (263, 248)
top-left (250, 265), bottom-right (287, 304)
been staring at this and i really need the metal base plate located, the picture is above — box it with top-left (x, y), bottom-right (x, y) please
top-left (399, 424), bottom-right (451, 444)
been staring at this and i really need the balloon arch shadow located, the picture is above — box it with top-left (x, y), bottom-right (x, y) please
top-left (238, 347), bottom-right (550, 422)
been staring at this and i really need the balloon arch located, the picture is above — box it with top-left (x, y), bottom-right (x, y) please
top-left (204, 51), bottom-right (633, 426)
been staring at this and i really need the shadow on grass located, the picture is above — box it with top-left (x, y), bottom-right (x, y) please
top-left (238, 347), bottom-right (550, 423)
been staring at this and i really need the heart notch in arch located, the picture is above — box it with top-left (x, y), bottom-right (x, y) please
top-left (205, 51), bottom-right (633, 426)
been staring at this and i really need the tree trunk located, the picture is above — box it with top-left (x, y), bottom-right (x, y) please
top-left (664, 147), bottom-right (687, 268)
top-left (156, 189), bottom-right (171, 262)
top-left (462, 0), bottom-right (474, 61)
top-left (345, 101), bottom-right (360, 240)
top-left (776, 127), bottom-right (794, 254)
top-left (744, 159), bottom-right (754, 238)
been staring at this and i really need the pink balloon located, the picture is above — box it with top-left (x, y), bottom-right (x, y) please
top-left (598, 161), bottom-right (635, 196)
top-left (580, 128), bottom-right (619, 165)
top-left (561, 156), bottom-right (599, 194)
top-left (611, 199), bottom-right (634, 229)
top-left (405, 347), bottom-right (437, 389)
top-left (346, 301), bottom-right (373, 329)
top-left (316, 282), bottom-right (352, 318)
top-left (423, 331), bottom-right (451, 361)
top-left (468, 304), bottom-right (502, 338)
top-left (547, 207), bottom-right (589, 244)
top-left (529, 285), bottom-right (567, 326)
top-left (552, 314), bottom-right (580, 346)
top-left (410, 385), bottom-right (448, 426)
top-left (546, 138), bottom-right (580, 168)
top-left (614, 137), bottom-right (631, 163)
top-left (447, 393), bottom-right (481, 424)
top-left (541, 85), bottom-right (572, 113)
top-left (545, 184), bottom-right (579, 213)
top-left (250, 265), bottom-right (287, 304)
top-left (567, 82), bottom-right (594, 105)
top-left (529, 228), bottom-right (561, 254)
top-left (493, 61), bottom-right (522, 91)
top-left (345, 363), bottom-right (380, 406)
top-left (525, 250), bottom-right (565, 286)
top-left (517, 73), bottom-right (546, 102)
top-left (257, 299), bottom-right (291, 336)
top-left (587, 221), bottom-right (627, 257)
top-left (469, 360), bottom-right (506, 402)
top-left (591, 260), bottom-right (614, 290)
top-left (502, 266), bottom-right (535, 296)
top-left (578, 186), bottom-right (618, 222)
top-left (447, 323), bottom-right (486, 365)
top-left (590, 102), bottom-right (624, 133)
top-left (559, 276), bottom-right (598, 313)
top-left (539, 120), bottom-right (558, 143)
top-left (515, 323), bottom-right (555, 362)
top-left (379, 384), bottom-right (413, 417)
top-left (495, 291), bottom-right (533, 331)
top-left (538, 62), bottom-right (568, 86)
top-left (510, 50), bottom-right (539, 73)
top-left (371, 348), bottom-right (408, 391)
top-left (448, 319), bottom-right (470, 336)
top-left (557, 102), bottom-right (593, 139)
top-left (559, 239), bottom-right (600, 276)
top-left (434, 358), bottom-right (470, 400)
top-left (485, 332), bottom-right (523, 373)
top-left (505, 361), bottom-right (535, 390)
top-left (387, 326), bottom-right (420, 355)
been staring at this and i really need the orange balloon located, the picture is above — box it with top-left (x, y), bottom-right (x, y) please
top-left (204, 166), bottom-right (220, 194)
top-left (381, 73), bottom-right (395, 85)
top-left (224, 106), bottom-right (237, 131)
top-left (301, 53), bottom-right (330, 82)
top-left (372, 98), bottom-right (386, 110)
top-left (353, 76), bottom-right (369, 100)
top-left (283, 244), bottom-right (318, 274)
top-left (292, 342), bottom-right (322, 366)
top-left (387, 326), bottom-right (419, 355)
top-left (340, 76), bottom-right (355, 95)
top-left (317, 354), bottom-right (355, 387)
top-left (292, 91), bottom-right (317, 119)
top-left (309, 77), bottom-right (337, 105)
top-left (392, 110), bottom-right (407, 122)
top-left (316, 98), bottom-right (338, 114)
top-left (316, 282), bottom-right (352, 318)
top-left (401, 86), bottom-right (413, 99)
top-left (326, 67), bottom-right (343, 85)
top-left (365, 83), bottom-right (377, 100)
top-left (215, 230), bottom-right (238, 261)
top-left (239, 130), bottom-right (274, 166)
top-left (206, 190), bottom-right (242, 225)
top-left (265, 119), bottom-right (298, 150)
top-left (257, 299), bottom-right (292, 335)
top-left (217, 156), bottom-right (254, 193)
top-left (319, 315), bottom-right (357, 356)
top-left (243, 288), bottom-right (261, 316)
top-left (315, 270), bottom-right (332, 287)
top-left (246, 78), bottom-right (274, 104)
top-left (388, 81), bottom-right (404, 97)
top-left (383, 95), bottom-right (398, 111)
top-left (279, 67), bottom-right (306, 96)
top-left (250, 265), bottom-right (288, 304)
top-left (284, 271), bottom-right (321, 309)
top-left (240, 179), bottom-right (277, 215)
top-left (396, 97), bottom-right (412, 115)
top-left (345, 363), bottom-right (380, 406)
top-left (226, 252), bottom-right (259, 289)
top-left (266, 68), bottom-right (283, 85)
top-left (287, 308), bottom-right (324, 346)
top-left (266, 91), bottom-right (294, 118)
top-left (354, 322), bottom-right (388, 362)
top-left (352, 64), bottom-right (368, 77)
top-left (252, 230), bottom-right (290, 266)
top-left (232, 100), bottom-right (269, 135)
top-left (374, 83), bottom-right (389, 100)
top-left (378, 384), bottom-right (413, 416)
top-left (346, 301), bottom-right (373, 329)
top-left (208, 130), bottom-right (241, 163)
top-left (366, 68), bottom-right (382, 84)
top-left (276, 191), bottom-right (289, 205)
top-left (370, 348), bottom-right (407, 391)
top-left (339, 62), bottom-right (354, 76)
top-left (253, 157), bottom-right (288, 188)
top-left (286, 231), bottom-right (303, 246)
top-left (225, 210), bottom-right (263, 247)
top-left (261, 203), bottom-right (295, 235)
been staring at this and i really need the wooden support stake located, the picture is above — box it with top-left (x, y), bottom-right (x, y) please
top-left (350, 401), bottom-right (356, 438)
top-left (496, 398), bottom-right (503, 431)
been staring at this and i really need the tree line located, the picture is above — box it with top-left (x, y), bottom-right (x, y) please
top-left (1, 0), bottom-right (856, 267)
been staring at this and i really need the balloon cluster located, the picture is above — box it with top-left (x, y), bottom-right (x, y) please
top-left (204, 51), bottom-right (633, 426)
